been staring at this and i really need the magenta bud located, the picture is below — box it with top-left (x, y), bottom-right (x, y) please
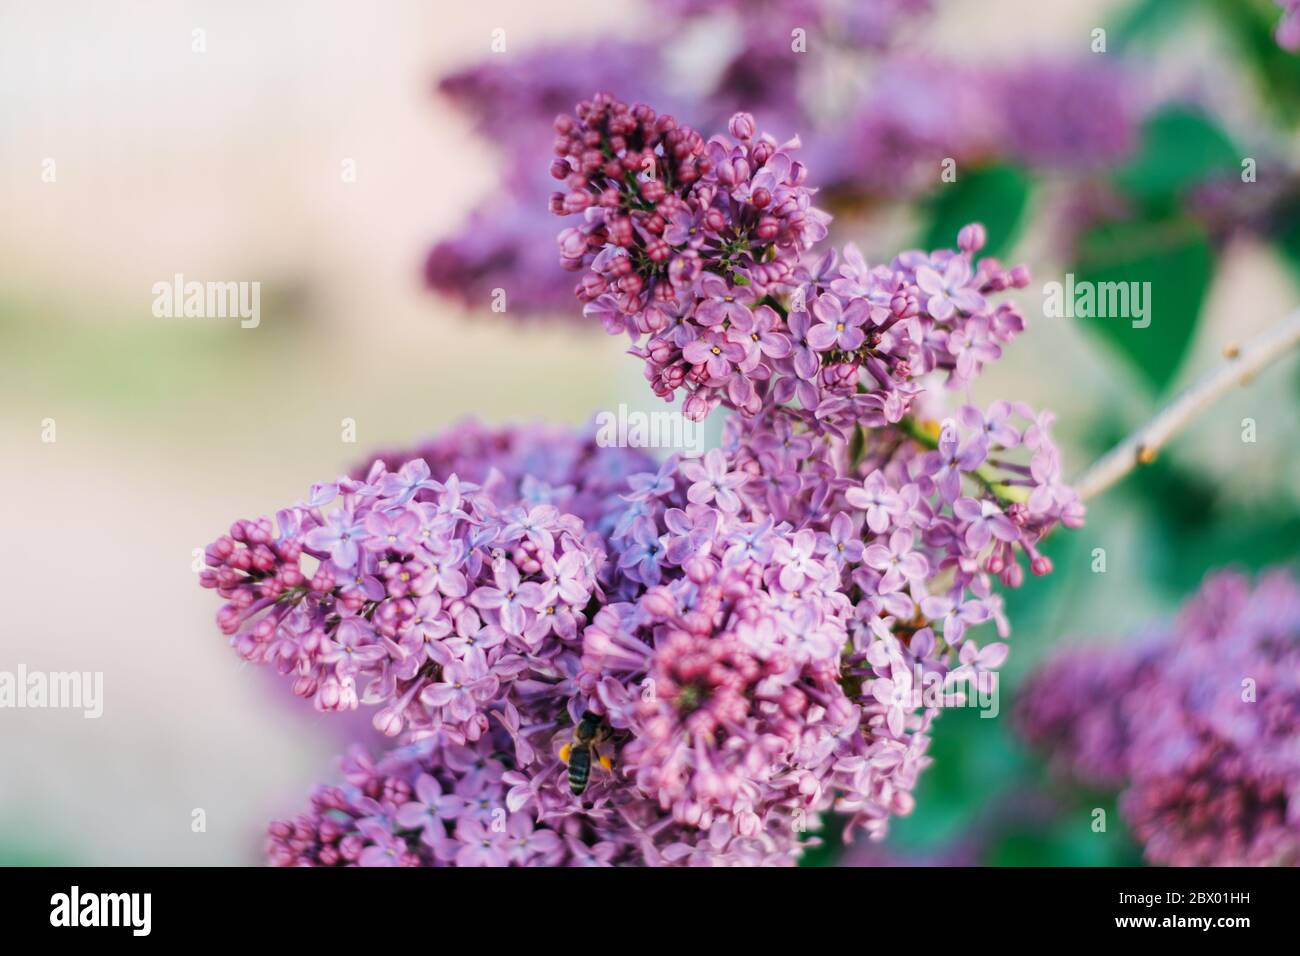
top-left (684, 555), bottom-right (714, 584)
top-left (338, 835), bottom-right (364, 862)
top-left (640, 305), bottom-right (668, 333)
top-left (217, 604), bottom-right (241, 635)
top-left (958, 223), bottom-right (987, 254)
top-left (728, 112), bottom-right (756, 141)
top-left (373, 706), bottom-right (404, 737)
top-left (641, 585), bottom-right (677, 619)
top-left (683, 392), bottom-right (710, 421)
top-left (579, 272), bottom-right (607, 298)
top-left (647, 338), bottom-right (674, 363)
top-left (563, 191), bottom-right (592, 214)
top-left (316, 677), bottom-right (341, 710)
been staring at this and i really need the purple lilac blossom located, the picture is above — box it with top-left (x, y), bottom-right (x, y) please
top-left (424, 3), bottom-right (1147, 319)
top-left (425, 189), bottom-right (579, 316)
top-left (1018, 568), bottom-right (1300, 867)
top-left (550, 94), bottom-right (829, 383)
top-left (438, 41), bottom-right (666, 153)
top-left (208, 397), bottom-right (1079, 863)
top-left (995, 60), bottom-right (1140, 170)
top-left (551, 94), bottom-right (1041, 426)
top-left (207, 99), bottom-right (1084, 866)
top-left (839, 58), bottom-right (1000, 194)
top-left (838, 56), bottom-right (1142, 192)
top-left (426, 41), bottom-right (674, 317)
top-left (355, 418), bottom-right (656, 533)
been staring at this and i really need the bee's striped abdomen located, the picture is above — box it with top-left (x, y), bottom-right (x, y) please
top-left (568, 746), bottom-right (592, 795)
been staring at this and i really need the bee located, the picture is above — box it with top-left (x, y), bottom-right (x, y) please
top-left (560, 711), bottom-right (613, 796)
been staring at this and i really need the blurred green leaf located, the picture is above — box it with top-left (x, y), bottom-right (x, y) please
top-left (987, 793), bottom-right (1144, 867)
top-left (1272, 194), bottom-right (1300, 285)
top-left (1114, 107), bottom-right (1241, 208)
top-left (1102, 443), bottom-right (1300, 590)
top-left (920, 164), bottom-right (1030, 259)
top-left (1072, 215), bottom-right (1214, 392)
top-left (1205, 0), bottom-right (1300, 125)
top-left (1172, 513), bottom-right (1300, 588)
top-left (0, 834), bottom-right (74, 866)
top-left (1153, 500), bottom-right (1300, 591)
top-left (887, 706), bottom-right (1032, 850)
top-left (1111, 0), bottom-right (1193, 52)
top-left (798, 816), bottom-right (846, 867)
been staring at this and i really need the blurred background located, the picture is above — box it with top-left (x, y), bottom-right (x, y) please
top-left (1, 0), bottom-right (1298, 865)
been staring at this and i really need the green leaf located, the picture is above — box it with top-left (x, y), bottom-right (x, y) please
top-left (798, 817), bottom-right (846, 867)
top-left (1272, 194), bottom-right (1300, 286)
top-left (987, 794), bottom-right (1145, 867)
top-left (1203, 0), bottom-right (1300, 125)
top-left (886, 706), bottom-right (1032, 851)
top-left (1134, 454), bottom-right (1300, 590)
top-left (920, 164), bottom-right (1030, 259)
top-left (1113, 107), bottom-right (1241, 208)
top-left (1110, 0), bottom-right (1192, 52)
top-left (1072, 215), bottom-right (1214, 393)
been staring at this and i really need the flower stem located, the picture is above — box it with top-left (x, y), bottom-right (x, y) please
top-left (1072, 308), bottom-right (1300, 501)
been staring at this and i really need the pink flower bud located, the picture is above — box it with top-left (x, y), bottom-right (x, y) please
top-left (958, 223), bottom-right (987, 254)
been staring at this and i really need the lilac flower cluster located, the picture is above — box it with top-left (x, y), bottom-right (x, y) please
top-left (206, 96), bottom-right (1084, 866)
top-left (201, 455), bottom-right (612, 742)
top-left (552, 94), bottom-right (1040, 426)
top-left (1018, 568), bottom-right (1300, 867)
top-left (267, 736), bottom-right (804, 866)
top-left (266, 737), bottom-right (801, 867)
top-left (426, 42), bottom-right (671, 316)
top-left (424, 197), bottom-right (579, 317)
top-left (424, 1), bottom-right (1144, 320)
top-left (220, 408), bottom-right (1076, 863)
top-left (820, 57), bottom-right (1140, 195)
top-left (994, 60), bottom-right (1139, 171)
top-left (212, 425), bottom-right (824, 865)
top-left (207, 400), bottom-right (1078, 866)
top-left (576, 397), bottom-right (1082, 839)
top-left (551, 95), bottom-right (827, 314)
top-left (355, 418), bottom-right (656, 532)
